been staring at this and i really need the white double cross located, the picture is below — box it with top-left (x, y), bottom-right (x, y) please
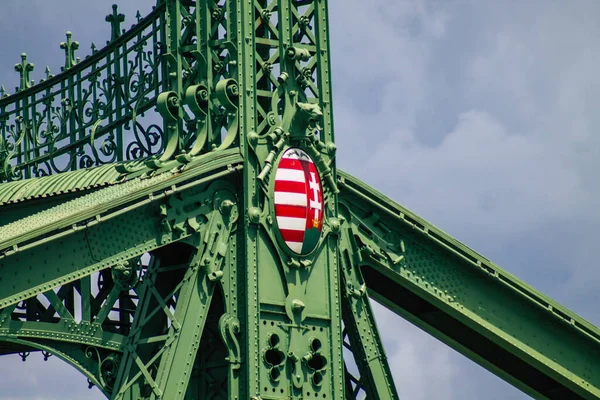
top-left (309, 172), bottom-right (322, 222)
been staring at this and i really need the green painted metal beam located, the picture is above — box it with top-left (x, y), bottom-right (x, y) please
top-left (1, 0), bottom-right (599, 399)
top-left (152, 196), bottom-right (238, 400)
top-left (337, 170), bottom-right (600, 400)
top-left (234, 0), bottom-right (345, 398)
top-left (338, 220), bottom-right (399, 400)
top-left (0, 170), bottom-right (242, 397)
top-left (0, 150), bottom-right (242, 309)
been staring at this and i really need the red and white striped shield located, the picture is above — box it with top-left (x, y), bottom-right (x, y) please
top-left (273, 148), bottom-right (323, 254)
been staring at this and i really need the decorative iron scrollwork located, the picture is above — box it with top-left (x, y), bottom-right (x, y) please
top-left (0, 4), bottom-right (166, 182)
top-left (219, 313), bottom-right (242, 370)
top-left (85, 347), bottom-right (121, 391)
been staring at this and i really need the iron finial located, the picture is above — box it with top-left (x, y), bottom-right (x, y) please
top-left (106, 4), bottom-right (125, 41)
top-left (60, 31), bottom-right (79, 71)
top-left (14, 53), bottom-right (34, 91)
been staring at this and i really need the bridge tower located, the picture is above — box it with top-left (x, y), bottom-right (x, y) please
top-left (0, 1), bottom-right (599, 399)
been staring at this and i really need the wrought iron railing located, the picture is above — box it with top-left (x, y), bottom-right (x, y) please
top-left (0, 1), bottom-right (329, 184)
top-left (0, 4), bottom-right (167, 182)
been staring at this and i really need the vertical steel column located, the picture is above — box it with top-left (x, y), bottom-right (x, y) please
top-left (236, 0), bottom-right (261, 395)
top-left (235, 0), bottom-right (345, 398)
top-left (339, 216), bottom-right (400, 400)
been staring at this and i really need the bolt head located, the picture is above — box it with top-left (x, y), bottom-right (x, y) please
top-left (329, 218), bottom-right (341, 233)
top-left (248, 207), bottom-right (261, 224)
top-left (248, 131), bottom-right (259, 144)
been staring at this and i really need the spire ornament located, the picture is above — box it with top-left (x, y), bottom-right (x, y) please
top-left (60, 31), bottom-right (79, 71)
top-left (105, 4), bottom-right (125, 41)
top-left (14, 53), bottom-right (34, 91)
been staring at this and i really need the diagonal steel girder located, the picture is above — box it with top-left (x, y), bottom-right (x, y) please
top-left (0, 150), bottom-right (242, 397)
top-left (0, 150), bottom-right (242, 309)
top-left (337, 170), bottom-right (600, 400)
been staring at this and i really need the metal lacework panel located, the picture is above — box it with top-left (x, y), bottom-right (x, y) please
top-left (0, 5), bottom-right (167, 182)
top-left (0, 0), bottom-right (332, 183)
top-left (0, 1), bottom-right (246, 184)
top-left (250, 0), bottom-right (334, 144)
top-left (253, 0), bottom-right (320, 132)
top-left (170, 0), bottom-right (240, 154)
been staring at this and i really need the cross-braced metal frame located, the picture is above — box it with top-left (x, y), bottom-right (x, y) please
top-left (0, 1), bottom-right (599, 399)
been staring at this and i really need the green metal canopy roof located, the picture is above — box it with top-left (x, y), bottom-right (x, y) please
top-left (0, 148), bottom-right (243, 206)
top-left (0, 163), bottom-right (127, 206)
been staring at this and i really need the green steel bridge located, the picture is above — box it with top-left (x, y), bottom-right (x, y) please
top-left (0, 1), bottom-right (598, 399)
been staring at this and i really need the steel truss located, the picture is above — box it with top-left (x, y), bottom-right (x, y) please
top-left (0, 1), bottom-right (598, 399)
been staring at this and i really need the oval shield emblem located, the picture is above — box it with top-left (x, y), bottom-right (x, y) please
top-left (274, 148), bottom-right (323, 255)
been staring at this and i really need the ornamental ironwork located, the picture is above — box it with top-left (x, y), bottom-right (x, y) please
top-left (0, 1), bottom-right (598, 400)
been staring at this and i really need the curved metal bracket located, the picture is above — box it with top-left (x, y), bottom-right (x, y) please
top-left (146, 91), bottom-right (181, 169)
top-left (177, 84), bottom-right (210, 163)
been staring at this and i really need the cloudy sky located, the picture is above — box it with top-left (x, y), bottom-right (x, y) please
top-left (1, 1), bottom-right (599, 399)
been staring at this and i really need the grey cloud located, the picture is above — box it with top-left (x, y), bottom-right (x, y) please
top-left (373, 302), bottom-right (530, 400)
top-left (0, 1), bottom-right (598, 399)
top-left (0, 353), bottom-right (105, 400)
top-left (0, 1), bottom-right (150, 93)
top-left (330, 0), bottom-right (600, 399)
